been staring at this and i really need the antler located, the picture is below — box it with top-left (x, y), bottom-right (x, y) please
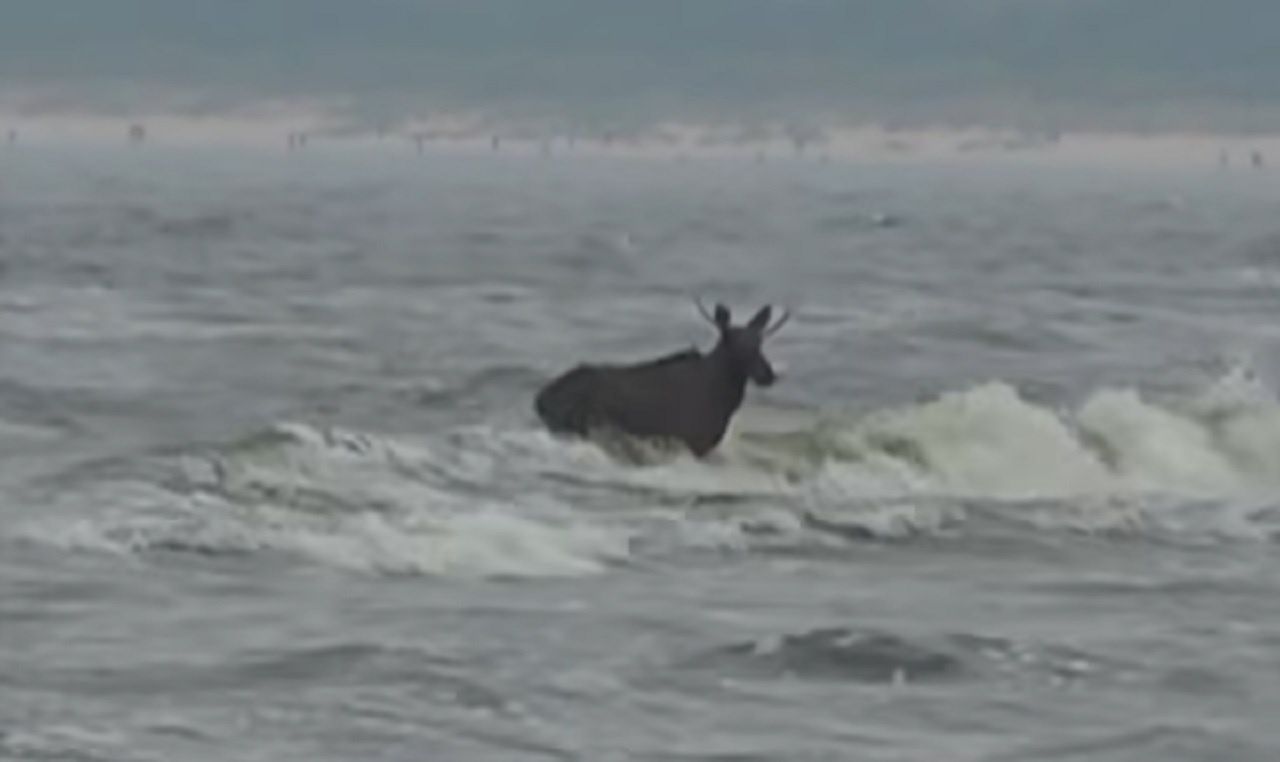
top-left (765, 307), bottom-right (791, 337)
top-left (694, 296), bottom-right (718, 325)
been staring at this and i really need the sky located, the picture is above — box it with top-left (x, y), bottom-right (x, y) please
top-left (2, 0), bottom-right (1278, 138)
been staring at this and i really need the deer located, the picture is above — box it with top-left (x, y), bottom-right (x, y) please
top-left (534, 301), bottom-right (790, 457)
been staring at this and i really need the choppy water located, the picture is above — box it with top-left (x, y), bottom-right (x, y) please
top-left (3, 146), bottom-right (1280, 761)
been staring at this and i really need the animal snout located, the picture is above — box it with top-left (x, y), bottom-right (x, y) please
top-left (752, 360), bottom-right (779, 386)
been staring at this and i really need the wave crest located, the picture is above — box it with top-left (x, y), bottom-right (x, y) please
top-left (11, 369), bottom-right (1280, 577)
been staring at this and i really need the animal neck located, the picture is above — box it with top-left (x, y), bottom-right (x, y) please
top-left (708, 343), bottom-right (749, 412)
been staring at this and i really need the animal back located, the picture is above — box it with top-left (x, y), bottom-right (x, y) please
top-left (534, 365), bottom-right (601, 435)
top-left (534, 348), bottom-right (743, 457)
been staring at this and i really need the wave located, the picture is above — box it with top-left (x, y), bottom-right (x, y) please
top-left (15, 480), bottom-right (633, 579)
top-left (744, 370), bottom-right (1280, 502)
top-left (538, 366), bottom-right (1280, 539)
top-left (686, 626), bottom-right (1121, 687)
top-left (10, 368), bottom-right (1280, 578)
top-left (816, 210), bottom-right (904, 232)
top-left (155, 212), bottom-right (238, 240)
top-left (11, 424), bottom-right (635, 579)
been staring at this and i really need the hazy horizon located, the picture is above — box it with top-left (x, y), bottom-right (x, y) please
top-left (3, 0), bottom-right (1279, 140)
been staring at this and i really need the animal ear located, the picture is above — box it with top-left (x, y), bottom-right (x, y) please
top-left (747, 305), bottom-right (772, 332)
top-left (714, 303), bottom-right (731, 328)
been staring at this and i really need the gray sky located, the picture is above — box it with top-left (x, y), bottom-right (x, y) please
top-left (2, 0), bottom-right (1278, 134)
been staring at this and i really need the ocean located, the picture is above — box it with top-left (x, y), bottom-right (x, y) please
top-left (2, 144), bottom-right (1280, 761)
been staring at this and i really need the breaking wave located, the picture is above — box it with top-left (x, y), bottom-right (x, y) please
top-left (11, 424), bottom-right (635, 579)
top-left (10, 367), bottom-right (1280, 577)
top-left (744, 369), bottom-right (1280, 502)
top-left (547, 365), bottom-right (1280, 542)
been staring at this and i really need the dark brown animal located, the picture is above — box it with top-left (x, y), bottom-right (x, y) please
top-left (535, 302), bottom-right (789, 457)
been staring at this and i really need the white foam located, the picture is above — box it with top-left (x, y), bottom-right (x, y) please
top-left (1077, 389), bottom-right (1241, 494)
top-left (15, 485), bottom-right (633, 578)
top-left (845, 383), bottom-right (1114, 499)
top-left (768, 379), bottom-right (1280, 503)
top-left (713, 376), bottom-right (1280, 538)
top-left (12, 424), bottom-right (635, 579)
top-left (15, 370), bottom-right (1280, 574)
top-left (229, 503), bottom-right (631, 577)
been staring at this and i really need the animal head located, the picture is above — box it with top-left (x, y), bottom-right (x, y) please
top-left (697, 300), bottom-right (790, 387)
